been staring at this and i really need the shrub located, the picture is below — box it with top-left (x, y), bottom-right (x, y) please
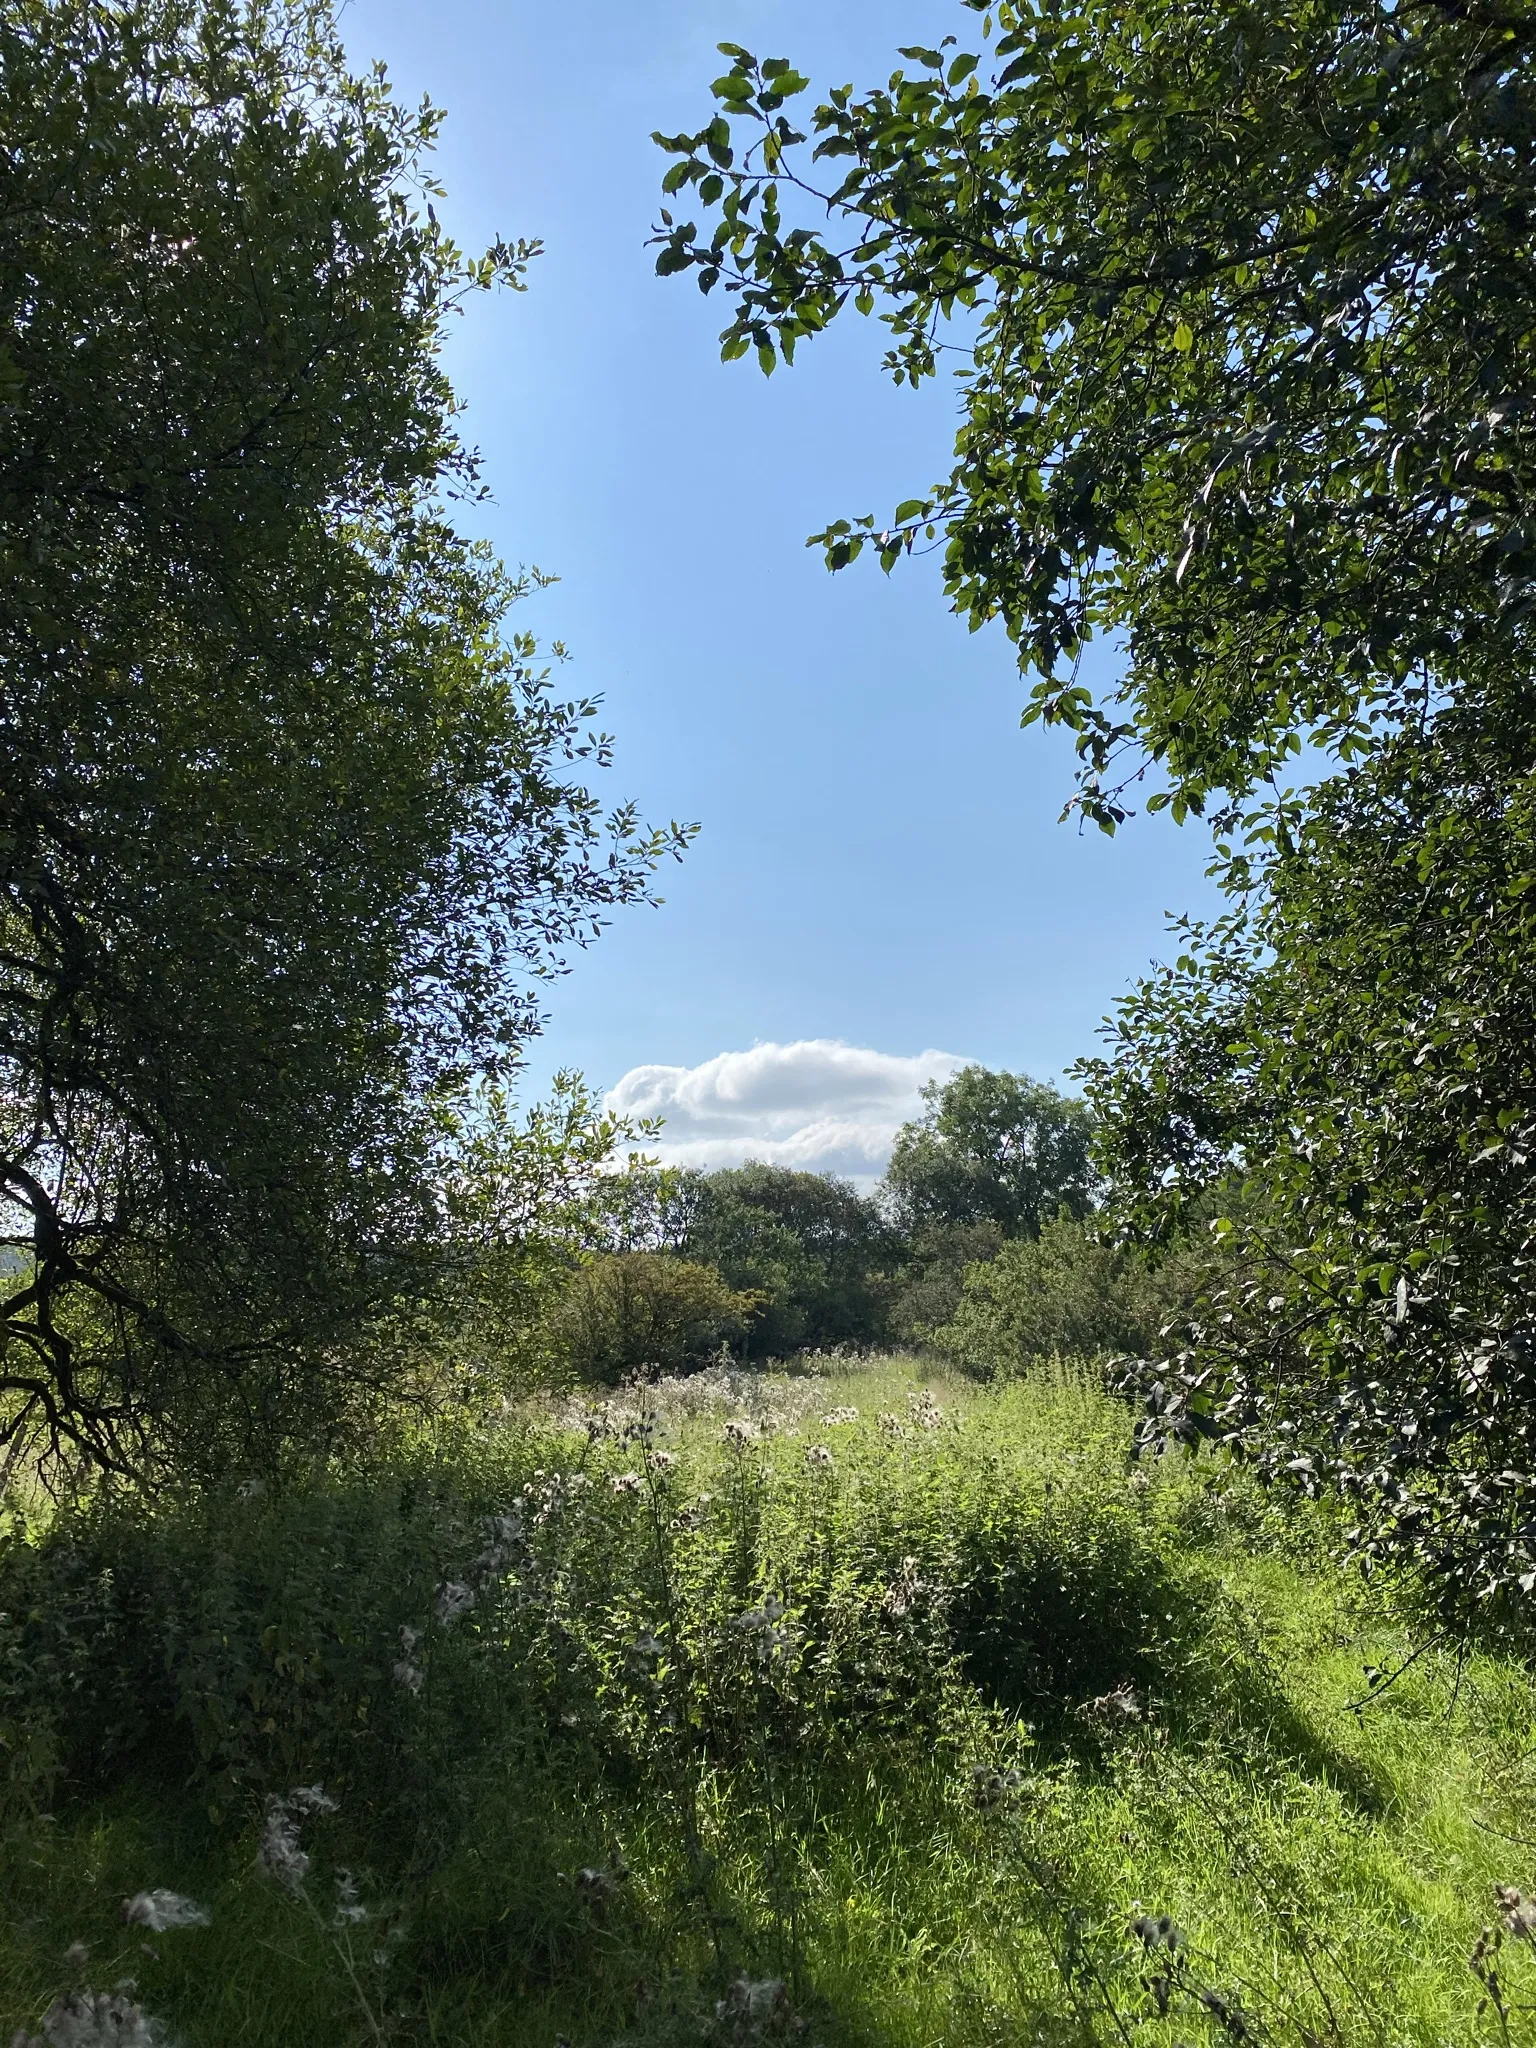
top-left (548, 1253), bottom-right (762, 1382)
top-left (931, 1217), bottom-right (1199, 1376)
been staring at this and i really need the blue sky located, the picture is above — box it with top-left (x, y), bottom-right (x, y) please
top-left (344, 0), bottom-right (1220, 1172)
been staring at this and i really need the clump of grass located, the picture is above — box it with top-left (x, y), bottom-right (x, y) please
top-left (3, 1358), bottom-right (1536, 2045)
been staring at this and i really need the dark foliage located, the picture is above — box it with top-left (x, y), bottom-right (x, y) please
top-left (680, 1164), bottom-right (899, 1357)
top-left (0, 0), bottom-right (684, 1471)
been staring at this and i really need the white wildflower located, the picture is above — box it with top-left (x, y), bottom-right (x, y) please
top-left (969, 1763), bottom-right (1025, 1809)
top-left (716, 1977), bottom-right (787, 2024)
top-left (333, 1871), bottom-right (368, 1926)
top-left (259, 1784), bottom-right (337, 1892)
top-left (1083, 1683), bottom-right (1142, 1724)
top-left (470, 1508), bottom-right (525, 1577)
top-left (733, 1594), bottom-right (791, 1661)
top-left (649, 1450), bottom-right (677, 1474)
top-left (908, 1390), bottom-right (943, 1429)
top-left (120, 1889), bottom-right (209, 1931)
top-left (804, 1443), bottom-right (834, 1470)
top-left (435, 1579), bottom-right (476, 1623)
top-left (393, 1623), bottom-right (425, 1694)
top-left (883, 1555), bottom-right (926, 1619)
top-left (610, 1471), bottom-right (644, 1496)
top-left (721, 1418), bottom-right (756, 1447)
top-left (876, 1411), bottom-right (906, 1437)
top-left (819, 1406), bottom-right (859, 1426)
top-left (26, 1988), bottom-right (166, 2047)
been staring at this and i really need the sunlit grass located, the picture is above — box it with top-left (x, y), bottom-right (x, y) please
top-left (3, 1358), bottom-right (1535, 2045)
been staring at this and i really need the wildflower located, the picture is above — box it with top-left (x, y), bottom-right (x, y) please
top-left (610, 1471), bottom-right (644, 1496)
top-left (120, 1890), bottom-right (210, 1931)
top-left (876, 1411), bottom-right (906, 1438)
top-left (393, 1623), bottom-right (425, 1694)
top-left (19, 1988), bottom-right (167, 2047)
top-left (819, 1407), bottom-right (858, 1426)
top-left (804, 1444), bottom-right (834, 1470)
top-left (1083, 1683), bottom-right (1142, 1723)
top-left (259, 1785), bottom-right (337, 1892)
top-left (1132, 1912), bottom-right (1185, 1953)
top-left (435, 1579), bottom-right (476, 1623)
top-left (716, 1977), bottom-right (787, 2024)
top-left (333, 1871), bottom-right (368, 1926)
top-left (969, 1763), bottom-right (1024, 1809)
top-left (882, 1555), bottom-right (926, 1619)
top-left (471, 1509), bottom-right (525, 1577)
top-left (722, 1418), bottom-right (756, 1447)
top-left (733, 1594), bottom-right (792, 1661)
top-left (734, 1593), bottom-right (785, 1631)
top-left (908, 1390), bottom-right (943, 1429)
top-left (576, 1864), bottom-right (628, 1902)
top-left (1497, 1884), bottom-right (1536, 1940)
top-left (649, 1449), bottom-right (677, 1474)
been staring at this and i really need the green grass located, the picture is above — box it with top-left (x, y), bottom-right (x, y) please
top-left (3, 1357), bottom-right (1535, 2046)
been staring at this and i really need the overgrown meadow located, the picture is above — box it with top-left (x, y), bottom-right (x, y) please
top-left (3, 1360), bottom-right (1534, 2047)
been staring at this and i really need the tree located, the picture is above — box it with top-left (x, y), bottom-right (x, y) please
top-left (930, 1216), bottom-right (1193, 1379)
top-left (546, 1253), bottom-right (763, 1383)
top-left (1086, 718), bottom-right (1536, 1617)
top-left (883, 1067), bottom-right (1096, 1239)
top-left (653, 0), bottom-right (1536, 829)
top-left (681, 1163), bottom-right (897, 1356)
top-left (0, 0), bottom-right (686, 1474)
top-left (653, 2), bottom-right (1536, 1613)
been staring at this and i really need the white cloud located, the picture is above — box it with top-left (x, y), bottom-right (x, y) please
top-left (605, 1040), bottom-right (972, 1184)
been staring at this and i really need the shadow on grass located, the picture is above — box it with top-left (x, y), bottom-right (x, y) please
top-left (948, 1509), bottom-right (1385, 1810)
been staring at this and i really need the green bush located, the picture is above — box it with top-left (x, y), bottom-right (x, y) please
top-left (887, 1221), bottom-right (1006, 1347)
top-left (930, 1216), bottom-right (1199, 1376)
top-left (547, 1251), bottom-right (762, 1382)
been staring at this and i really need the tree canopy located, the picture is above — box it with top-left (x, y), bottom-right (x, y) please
top-left (655, 0), bottom-right (1536, 1612)
top-left (680, 1164), bottom-right (896, 1357)
top-left (883, 1066), bottom-right (1096, 1239)
top-left (654, 0), bottom-right (1536, 827)
top-left (0, 0), bottom-right (684, 1471)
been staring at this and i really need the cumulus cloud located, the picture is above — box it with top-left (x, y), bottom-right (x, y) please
top-left (605, 1040), bottom-right (972, 1183)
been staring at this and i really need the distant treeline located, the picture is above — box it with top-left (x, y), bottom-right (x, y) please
top-left (545, 1064), bottom-right (1204, 1382)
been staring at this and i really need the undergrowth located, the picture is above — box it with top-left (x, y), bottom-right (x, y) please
top-left (2, 1359), bottom-right (1535, 2045)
